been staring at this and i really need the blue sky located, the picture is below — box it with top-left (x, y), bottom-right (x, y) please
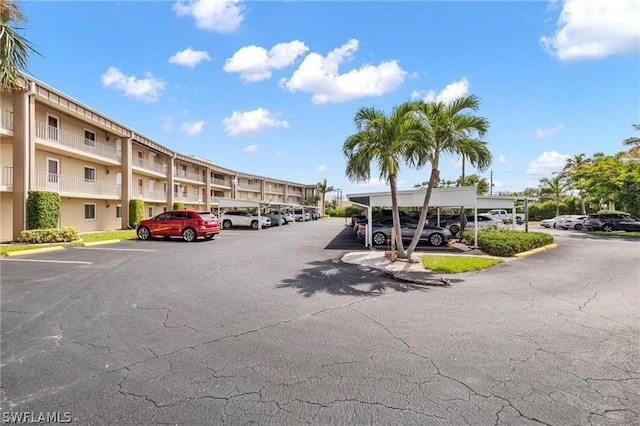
top-left (21, 0), bottom-right (640, 197)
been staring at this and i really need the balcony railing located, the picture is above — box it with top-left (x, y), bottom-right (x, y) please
top-left (212, 177), bottom-right (230, 186)
top-left (135, 187), bottom-right (167, 201)
top-left (35, 121), bottom-right (121, 162)
top-left (239, 183), bottom-right (261, 191)
top-left (265, 186), bottom-right (285, 194)
top-left (174, 169), bottom-right (205, 182)
top-left (288, 189), bottom-right (303, 196)
top-left (133, 157), bottom-right (167, 175)
top-left (174, 192), bottom-right (203, 203)
top-left (0, 166), bottom-right (13, 187)
top-left (0, 109), bottom-right (13, 131)
top-left (34, 171), bottom-right (121, 197)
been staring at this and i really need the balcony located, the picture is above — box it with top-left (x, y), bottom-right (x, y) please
top-left (288, 189), bottom-right (303, 196)
top-left (174, 192), bottom-right (203, 204)
top-left (0, 109), bottom-right (13, 133)
top-left (34, 171), bottom-right (121, 199)
top-left (134, 187), bottom-right (167, 202)
top-left (265, 186), bottom-right (285, 195)
top-left (238, 183), bottom-right (261, 192)
top-left (133, 157), bottom-right (167, 176)
top-left (174, 169), bottom-right (205, 183)
top-left (212, 177), bottom-right (231, 187)
top-left (35, 121), bottom-right (121, 164)
top-left (0, 166), bottom-right (13, 190)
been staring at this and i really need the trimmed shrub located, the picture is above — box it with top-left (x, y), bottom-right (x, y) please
top-left (129, 199), bottom-right (144, 228)
top-left (18, 227), bottom-right (79, 244)
top-left (463, 229), bottom-right (554, 257)
top-left (325, 205), bottom-right (363, 217)
top-left (172, 201), bottom-right (184, 210)
top-left (26, 190), bottom-right (60, 229)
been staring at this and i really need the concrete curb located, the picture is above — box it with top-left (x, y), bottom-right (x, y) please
top-left (513, 243), bottom-right (558, 258)
top-left (81, 239), bottom-right (122, 247)
top-left (3, 246), bottom-right (65, 257)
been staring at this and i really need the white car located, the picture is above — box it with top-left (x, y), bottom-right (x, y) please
top-left (447, 215), bottom-right (504, 235)
top-left (266, 211), bottom-right (293, 224)
top-left (220, 211), bottom-right (271, 230)
top-left (556, 215), bottom-right (587, 230)
top-left (540, 215), bottom-right (567, 228)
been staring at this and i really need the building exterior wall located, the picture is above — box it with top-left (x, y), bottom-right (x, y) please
top-left (59, 197), bottom-right (121, 233)
top-left (1, 192), bottom-right (13, 241)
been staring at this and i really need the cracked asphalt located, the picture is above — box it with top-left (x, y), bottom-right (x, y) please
top-left (1, 219), bottom-right (638, 425)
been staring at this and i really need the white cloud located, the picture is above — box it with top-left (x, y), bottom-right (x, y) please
top-left (243, 144), bottom-right (259, 153)
top-left (173, 0), bottom-right (244, 33)
top-left (317, 165), bottom-right (329, 172)
top-left (280, 39), bottom-right (407, 104)
top-left (180, 120), bottom-right (206, 135)
top-left (101, 67), bottom-right (166, 102)
top-left (534, 122), bottom-right (564, 139)
top-left (414, 77), bottom-right (471, 104)
top-left (541, 0), bottom-right (640, 61)
top-left (169, 47), bottom-right (212, 68)
top-left (498, 154), bottom-right (508, 163)
top-left (222, 107), bottom-right (290, 137)
top-left (526, 150), bottom-right (570, 174)
top-left (160, 115), bottom-right (176, 131)
top-left (224, 41), bottom-right (309, 83)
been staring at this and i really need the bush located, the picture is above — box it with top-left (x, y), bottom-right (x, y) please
top-left (462, 229), bottom-right (554, 257)
top-left (172, 201), bottom-right (184, 210)
top-left (26, 190), bottom-right (60, 229)
top-left (325, 205), bottom-right (362, 217)
top-left (18, 227), bottom-right (79, 244)
top-left (129, 199), bottom-right (144, 228)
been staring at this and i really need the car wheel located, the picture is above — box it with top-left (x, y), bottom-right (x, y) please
top-left (137, 226), bottom-right (151, 240)
top-left (429, 233), bottom-right (444, 246)
top-left (449, 225), bottom-right (460, 235)
top-left (222, 220), bottom-right (232, 229)
top-left (602, 224), bottom-right (614, 232)
top-left (574, 224), bottom-right (583, 231)
top-left (372, 232), bottom-right (387, 245)
top-left (182, 228), bottom-right (196, 242)
top-left (251, 220), bottom-right (259, 230)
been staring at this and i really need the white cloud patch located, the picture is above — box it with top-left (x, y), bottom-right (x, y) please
top-left (180, 120), bottom-right (206, 135)
top-left (526, 150), bottom-right (570, 174)
top-left (101, 67), bottom-right (166, 102)
top-left (169, 47), bottom-right (212, 68)
top-left (541, 0), bottom-right (640, 61)
top-left (534, 122), bottom-right (564, 139)
top-left (224, 41), bottom-right (309, 83)
top-left (173, 0), bottom-right (244, 33)
top-left (498, 154), bottom-right (508, 163)
top-left (222, 107), bottom-right (290, 137)
top-left (413, 77), bottom-right (471, 105)
top-left (243, 144), bottom-right (259, 153)
top-left (280, 39), bottom-right (407, 104)
top-left (317, 165), bottom-right (329, 172)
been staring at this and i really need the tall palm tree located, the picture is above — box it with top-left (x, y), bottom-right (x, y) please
top-left (539, 175), bottom-right (568, 216)
top-left (343, 102), bottom-right (426, 258)
top-left (316, 178), bottom-right (334, 217)
top-left (405, 96), bottom-right (491, 258)
top-left (562, 153), bottom-right (589, 214)
top-left (623, 123), bottom-right (640, 158)
top-left (0, 0), bottom-right (39, 91)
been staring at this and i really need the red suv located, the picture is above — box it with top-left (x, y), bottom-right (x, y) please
top-left (136, 210), bottom-right (220, 242)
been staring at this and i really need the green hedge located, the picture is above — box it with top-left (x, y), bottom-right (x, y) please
top-left (18, 227), bottom-right (79, 244)
top-left (172, 201), bottom-right (184, 210)
top-left (26, 190), bottom-right (60, 229)
top-left (129, 199), bottom-right (144, 228)
top-left (463, 229), bottom-right (554, 257)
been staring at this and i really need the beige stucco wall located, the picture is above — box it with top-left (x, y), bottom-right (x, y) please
top-left (1, 141), bottom-right (12, 166)
top-left (0, 192), bottom-right (13, 242)
top-left (59, 197), bottom-right (121, 233)
top-left (34, 150), bottom-right (118, 186)
top-left (0, 90), bottom-right (14, 111)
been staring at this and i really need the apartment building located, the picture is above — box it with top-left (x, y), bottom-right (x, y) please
top-left (0, 78), bottom-right (318, 242)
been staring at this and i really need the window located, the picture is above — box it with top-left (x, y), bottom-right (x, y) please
top-left (137, 178), bottom-right (144, 195)
top-left (84, 167), bottom-right (96, 183)
top-left (84, 204), bottom-right (96, 220)
top-left (182, 165), bottom-right (187, 177)
top-left (148, 207), bottom-right (153, 217)
top-left (47, 114), bottom-right (59, 140)
top-left (116, 205), bottom-right (122, 218)
top-left (84, 130), bottom-right (96, 148)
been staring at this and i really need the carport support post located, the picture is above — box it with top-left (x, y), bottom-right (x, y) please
top-left (524, 198), bottom-right (529, 233)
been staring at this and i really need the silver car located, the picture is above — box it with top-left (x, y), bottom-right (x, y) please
top-left (447, 214), bottom-right (504, 236)
top-left (540, 215), bottom-right (568, 228)
top-left (556, 215), bottom-right (587, 230)
top-left (360, 217), bottom-right (452, 247)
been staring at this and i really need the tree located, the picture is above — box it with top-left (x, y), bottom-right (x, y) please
top-left (561, 153), bottom-right (590, 214)
top-left (623, 123), bottom-right (640, 158)
top-left (343, 102), bottom-right (426, 258)
top-left (538, 175), bottom-right (568, 216)
top-left (0, 0), bottom-right (40, 91)
top-left (316, 179), bottom-right (334, 217)
top-left (456, 174), bottom-right (490, 195)
top-left (405, 96), bottom-right (491, 258)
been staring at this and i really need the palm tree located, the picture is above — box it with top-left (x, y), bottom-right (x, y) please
top-left (623, 123), bottom-right (640, 158)
top-left (405, 96), bottom-right (491, 258)
top-left (562, 153), bottom-right (589, 214)
top-left (1, 0), bottom-right (39, 91)
top-left (539, 175), bottom-right (568, 216)
top-left (316, 179), bottom-right (334, 217)
top-left (343, 102), bottom-right (426, 258)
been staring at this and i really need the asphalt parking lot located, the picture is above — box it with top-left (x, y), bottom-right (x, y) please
top-left (1, 219), bottom-right (638, 425)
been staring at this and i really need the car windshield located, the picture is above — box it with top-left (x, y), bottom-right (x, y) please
top-left (198, 212), bottom-right (216, 220)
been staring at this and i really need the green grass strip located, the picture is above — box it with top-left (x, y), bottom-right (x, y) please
top-left (421, 255), bottom-right (503, 273)
top-left (588, 231), bottom-right (640, 238)
top-left (1, 230), bottom-right (137, 254)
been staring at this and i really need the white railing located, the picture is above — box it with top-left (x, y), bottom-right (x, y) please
top-left (0, 166), bottom-right (13, 187)
top-left (0, 109), bottom-right (13, 131)
top-left (34, 171), bottom-right (121, 197)
top-left (174, 169), bottom-right (204, 182)
top-left (213, 177), bottom-right (230, 186)
top-left (289, 189), bottom-right (303, 196)
top-left (133, 157), bottom-right (167, 175)
top-left (135, 187), bottom-right (167, 200)
top-left (174, 192), bottom-right (202, 203)
top-left (265, 186), bottom-right (285, 194)
top-left (240, 183), bottom-right (261, 191)
top-left (35, 121), bottom-right (121, 161)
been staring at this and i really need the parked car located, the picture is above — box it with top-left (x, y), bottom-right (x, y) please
top-left (262, 212), bottom-right (285, 226)
top-left (447, 215), bottom-right (504, 236)
top-left (582, 213), bottom-right (640, 232)
top-left (220, 211), bottom-right (271, 230)
top-left (486, 209), bottom-right (524, 225)
top-left (136, 210), bottom-right (220, 242)
top-left (362, 216), bottom-right (452, 247)
top-left (556, 215), bottom-right (587, 230)
top-left (266, 211), bottom-right (293, 224)
top-left (540, 215), bottom-right (568, 228)
top-left (293, 208), bottom-right (311, 222)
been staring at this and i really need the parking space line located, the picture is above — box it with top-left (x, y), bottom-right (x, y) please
top-left (1, 258), bottom-right (93, 264)
top-left (73, 247), bottom-right (156, 252)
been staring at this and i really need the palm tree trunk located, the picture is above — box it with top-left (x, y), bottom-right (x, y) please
top-left (389, 174), bottom-right (407, 258)
top-left (406, 166), bottom-right (439, 258)
top-left (459, 154), bottom-right (466, 239)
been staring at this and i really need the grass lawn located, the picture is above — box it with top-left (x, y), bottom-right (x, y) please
top-left (589, 231), bottom-right (640, 238)
top-left (0, 230), bottom-right (137, 254)
top-left (421, 254), bottom-right (504, 273)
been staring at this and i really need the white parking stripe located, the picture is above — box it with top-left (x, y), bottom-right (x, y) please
top-left (1, 259), bottom-right (93, 265)
top-left (73, 247), bottom-right (156, 252)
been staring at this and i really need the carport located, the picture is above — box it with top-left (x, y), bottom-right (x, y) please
top-left (212, 197), bottom-right (271, 230)
top-left (265, 202), bottom-right (316, 223)
top-left (347, 187), bottom-right (521, 248)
